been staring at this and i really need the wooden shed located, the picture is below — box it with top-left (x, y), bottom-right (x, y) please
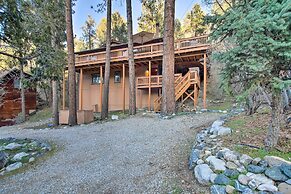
top-left (0, 68), bottom-right (36, 127)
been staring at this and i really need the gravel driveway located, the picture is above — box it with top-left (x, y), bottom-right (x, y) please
top-left (0, 113), bottom-right (220, 193)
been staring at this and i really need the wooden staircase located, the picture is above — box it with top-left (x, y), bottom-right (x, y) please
top-left (153, 68), bottom-right (200, 112)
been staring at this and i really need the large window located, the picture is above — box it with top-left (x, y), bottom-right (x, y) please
top-left (114, 71), bottom-right (121, 83)
top-left (14, 79), bottom-right (21, 89)
top-left (92, 74), bottom-right (101, 84)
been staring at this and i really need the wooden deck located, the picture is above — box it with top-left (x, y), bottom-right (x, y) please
top-left (75, 35), bottom-right (209, 67)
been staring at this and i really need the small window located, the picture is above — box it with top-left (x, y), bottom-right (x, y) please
top-left (14, 79), bottom-right (21, 89)
top-left (114, 71), bottom-right (121, 83)
top-left (92, 74), bottom-right (101, 84)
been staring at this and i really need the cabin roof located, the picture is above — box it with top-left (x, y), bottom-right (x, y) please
top-left (0, 68), bottom-right (31, 81)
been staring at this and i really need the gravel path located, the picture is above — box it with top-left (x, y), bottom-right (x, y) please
top-left (0, 113), bottom-right (220, 193)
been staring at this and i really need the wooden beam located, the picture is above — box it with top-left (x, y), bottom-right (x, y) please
top-left (62, 70), bottom-right (66, 110)
top-left (122, 64), bottom-right (125, 113)
top-left (99, 66), bottom-right (103, 112)
top-left (79, 68), bottom-right (83, 110)
top-left (203, 53), bottom-right (207, 108)
top-left (148, 61), bottom-right (151, 111)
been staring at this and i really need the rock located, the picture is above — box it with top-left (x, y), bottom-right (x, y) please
top-left (234, 180), bottom-right (248, 192)
top-left (224, 151), bottom-right (238, 162)
top-left (286, 179), bottom-right (291, 185)
top-left (265, 166), bottom-right (288, 181)
top-left (210, 173), bottom-right (218, 183)
top-left (211, 120), bottom-right (225, 129)
top-left (111, 115), bottom-right (119, 120)
top-left (6, 162), bottom-right (22, 172)
top-left (28, 157), bottom-right (35, 163)
top-left (217, 127), bottom-right (232, 136)
top-left (196, 133), bottom-right (207, 143)
top-left (4, 143), bottom-right (22, 150)
top-left (240, 154), bottom-right (253, 166)
top-left (210, 135), bottom-right (217, 139)
top-left (205, 150), bottom-right (212, 156)
top-left (0, 151), bottom-right (8, 169)
top-left (12, 152), bottom-right (29, 161)
top-left (247, 165), bottom-right (265, 174)
top-left (197, 159), bottom-right (204, 165)
top-left (238, 174), bottom-right (251, 185)
top-left (225, 185), bottom-right (235, 194)
top-left (280, 164), bottom-right (291, 178)
top-left (224, 169), bottom-right (239, 178)
top-left (257, 184), bottom-right (278, 192)
top-left (278, 182), bottom-right (291, 194)
top-left (194, 164), bottom-right (214, 185)
top-left (210, 185), bottom-right (226, 194)
top-left (242, 188), bottom-right (254, 194)
top-left (246, 172), bottom-right (274, 185)
top-left (189, 149), bottom-right (200, 169)
top-left (226, 161), bottom-right (237, 170)
top-left (264, 156), bottom-right (291, 167)
top-left (206, 156), bottom-right (226, 171)
top-left (237, 165), bottom-right (247, 173)
top-left (258, 160), bottom-right (268, 168)
top-left (252, 158), bottom-right (261, 165)
top-left (248, 179), bottom-right (259, 189)
top-left (214, 174), bottom-right (230, 185)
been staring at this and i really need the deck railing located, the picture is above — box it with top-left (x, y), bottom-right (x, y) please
top-left (75, 35), bottom-right (208, 66)
top-left (136, 73), bottom-right (182, 89)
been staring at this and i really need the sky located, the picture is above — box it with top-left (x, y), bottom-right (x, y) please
top-left (72, 0), bottom-right (210, 38)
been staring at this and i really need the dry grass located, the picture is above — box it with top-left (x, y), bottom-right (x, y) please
top-left (221, 110), bottom-right (291, 160)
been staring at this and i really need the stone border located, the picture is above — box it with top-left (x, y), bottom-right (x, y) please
top-left (189, 109), bottom-right (291, 194)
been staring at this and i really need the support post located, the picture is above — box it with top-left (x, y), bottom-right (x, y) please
top-left (122, 64), bottom-right (125, 113)
top-left (79, 68), bottom-right (83, 110)
top-left (148, 61), bottom-right (151, 111)
top-left (203, 53), bottom-right (207, 109)
top-left (62, 70), bottom-right (66, 110)
top-left (100, 66), bottom-right (103, 112)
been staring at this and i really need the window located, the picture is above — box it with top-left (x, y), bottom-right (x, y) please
top-left (114, 71), bottom-right (121, 83)
top-left (14, 79), bottom-right (21, 89)
top-left (92, 74), bottom-right (101, 84)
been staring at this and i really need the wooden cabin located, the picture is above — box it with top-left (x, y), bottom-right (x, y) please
top-left (61, 32), bottom-right (209, 123)
top-left (0, 68), bottom-right (36, 126)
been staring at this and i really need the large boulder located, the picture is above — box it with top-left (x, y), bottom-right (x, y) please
top-left (194, 164), bottom-right (214, 185)
top-left (264, 156), bottom-right (291, 167)
top-left (238, 174), bottom-right (251, 185)
top-left (265, 166), bottom-right (288, 181)
top-left (0, 151), bottom-right (8, 169)
top-left (210, 185), bottom-right (226, 194)
top-left (206, 156), bottom-right (226, 171)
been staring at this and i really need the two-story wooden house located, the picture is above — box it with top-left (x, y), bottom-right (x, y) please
top-left (61, 32), bottom-right (209, 121)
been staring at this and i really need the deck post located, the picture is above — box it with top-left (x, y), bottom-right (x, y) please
top-left (148, 61), bottom-right (151, 111)
top-left (99, 66), bottom-right (103, 112)
top-left (79, 68), bottom-right (83, 110)
top-left (62, 70), bottom-right (66, 110)
top-left (203, 53), bottom-right (207, 108)
top-left (122, 64), bottom-right (125, 113)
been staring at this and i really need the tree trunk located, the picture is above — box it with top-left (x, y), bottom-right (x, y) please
top-left (126, 0), bottom-right (136, 115)
top-left (101, 0), bottom-right (112, 120)
top-left (52, 80), bottom-right (59, 126)
top-left (265, 92), bottom-right (282, 149)
top-left (161, 0), bottom-right (176, 115)
top-left (20, 61), bottom-right (26, 122)
top-left (65, 0), bottom-right (77, 125)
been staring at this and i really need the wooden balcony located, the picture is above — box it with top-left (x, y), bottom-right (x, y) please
top-left (136, 74), bottom-right (183, 89)
top-left (75, 35), bottom-right (209, 67)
